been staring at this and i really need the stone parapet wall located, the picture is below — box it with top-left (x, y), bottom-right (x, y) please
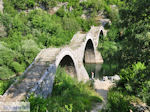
top-left (28, 64), bottom-right (56, 98)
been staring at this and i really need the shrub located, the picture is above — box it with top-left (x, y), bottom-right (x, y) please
top-left (0, 43), bottom-right (15, 66)
top-left (62, 16), bottom-right (81, 33)
top-left (21, 39), bottom-right (40, 65)
top-left (10, 62), bottom-right (25, 73)
top-left (117, 62), bottom-right (150, 105)
top-left (0, 66), bottom-right (14, 80)
top-left (0, 80), bottom-right (13, 95)
top-left (105, 90), bottom-right (132, 112)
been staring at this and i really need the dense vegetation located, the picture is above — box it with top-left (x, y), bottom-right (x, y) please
top-left (29, 68), bottom-right (102, 112)
top-left (98, 0), bottom-right (150, 111)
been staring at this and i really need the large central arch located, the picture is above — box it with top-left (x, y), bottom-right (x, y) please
top-left (83, 39), bottom-right (95, 63)
top-left (59, 55), bottom-right (77, 78)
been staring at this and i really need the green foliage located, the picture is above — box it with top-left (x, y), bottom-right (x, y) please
top-left (117, 62), bottom-right (150, 104)
top-left (102, 88), bottom-right (144, 112)
top-left (62, 16), bottom-right (81, 32)
top-left (0, 66), bottom-right (14, 80)
top-left (21, 39), bottom-right (40, 65)
top-left (104, 90), bottom-right (132, 112)
top-left (0, 80), bottom-right (13, 95)
top-left (10, 62), bottom-right (25, 73)
top-left (97, 0), bottom-right (150, 109)
top-left (0, 43), bottom-right (15, 65)
top-left (29, 95), bottom-right (47, 112)
top-left (29, 68), bottom-right (102, 112)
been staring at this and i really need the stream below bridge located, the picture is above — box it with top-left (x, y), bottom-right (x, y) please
top-left (84, 62), bottom-right (118, 79)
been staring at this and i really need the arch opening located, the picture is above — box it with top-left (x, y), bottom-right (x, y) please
top-left (99, 30), bottom-right (103, 39)
top-left (83, 39), bottom-right (95, 63)
top-left (59, 55), bottom-right (77, 78)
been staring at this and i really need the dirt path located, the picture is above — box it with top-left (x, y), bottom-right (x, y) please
top-left (91, 79), bottom-right (114, 112)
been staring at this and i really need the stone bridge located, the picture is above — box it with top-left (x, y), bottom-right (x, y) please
top-left (0, 26), bottom-right (105, 102)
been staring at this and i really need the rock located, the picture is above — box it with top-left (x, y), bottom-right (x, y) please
top-left (100, 19), bottom-right (111, 27)
top-left (81, 14), bottom-right (86, 19)
top-left (102, 75), bottom-right (120, 82)
top-left (111, 75), bottom-right (120, 81)
top-left (103, 76), bottom-right (108, 81)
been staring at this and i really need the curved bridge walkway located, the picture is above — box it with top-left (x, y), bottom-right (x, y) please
top-left (0, 26), bottom-right (106, 102)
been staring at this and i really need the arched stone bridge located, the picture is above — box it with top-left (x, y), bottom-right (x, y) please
top-left (0, 26), bottom-right (105, 101)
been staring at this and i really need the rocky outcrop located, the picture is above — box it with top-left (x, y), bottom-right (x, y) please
top-left (102, 75), bottom-right (120, 82)
top-left (48, 2), bottom-right (68, 15)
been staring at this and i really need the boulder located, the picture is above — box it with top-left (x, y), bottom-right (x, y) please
top-left (111, 75), bottom-right (120, 81)
top-left (103, 76), bottom-right (108, 81)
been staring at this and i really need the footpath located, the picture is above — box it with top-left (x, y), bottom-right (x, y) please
top-left (91, 75), bottom-right (120, 112)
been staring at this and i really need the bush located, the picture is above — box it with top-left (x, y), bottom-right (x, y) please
top-left (62, 16), bottom-right (81, 33)
top-left (0, 80), bottom-right (13, 95)
top-left (0, 66), bottom-right (14, 80)
top-left (116, 62), bottom-right (150, 105)
top-left (0, 42), bottom-right (16, 66)
top-left (10, 62), bottom-right (25, 73)
top-left (21, 39), bottom-right (40, 65)
top-left (104, 90), bottom-right (132, 112)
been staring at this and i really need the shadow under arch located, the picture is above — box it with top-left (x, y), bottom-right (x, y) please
top-left (83, 39), bottom-right (95, 64)
top-left (59, 55), bottom-right (77, 78)
top-left (99, 30), bottom-right (104, 39)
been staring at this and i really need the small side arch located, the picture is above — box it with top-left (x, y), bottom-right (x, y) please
top-left (83, 39), bottom-right (96, 63)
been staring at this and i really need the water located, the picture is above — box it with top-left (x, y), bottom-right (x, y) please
top-left (84, 62), bottom-right (118, 79)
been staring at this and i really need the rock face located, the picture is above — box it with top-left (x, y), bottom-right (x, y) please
top-left (0, 0), bottom-right (3, 13)
top-left (102, 75), bottom-right (120, 82)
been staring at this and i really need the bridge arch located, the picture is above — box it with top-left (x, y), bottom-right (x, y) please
top-left (99, 30), bottom-right (103, 39)
top-left (56, 49), bottom-right (78, 78)
top-left (83, 39), bottom-right (96, 63)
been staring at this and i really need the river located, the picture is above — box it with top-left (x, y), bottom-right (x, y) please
top-left (84, 62), bottom-right (118, 79)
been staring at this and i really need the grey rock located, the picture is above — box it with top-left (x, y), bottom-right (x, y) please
top-left (112, 75), bottom-right (120, 81)
top-left (103, 76), bottom-right (108, 81)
